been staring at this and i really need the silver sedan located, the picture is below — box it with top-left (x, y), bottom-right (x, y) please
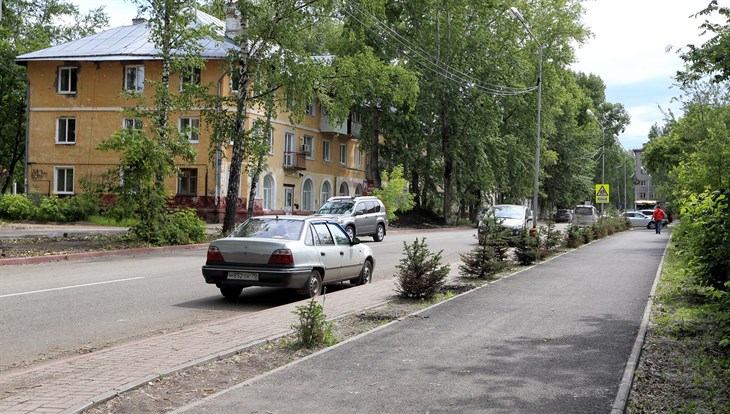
top-left (202, 216), bottom-right (375, 299)
top-left (623, 211), bottom-right (652, 228)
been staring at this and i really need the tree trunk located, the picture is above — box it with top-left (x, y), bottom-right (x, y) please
top-left (369, 107), bottom-right (381, 188)
top-left (441, 102), bottom-right (453, 225)
top-left (223, 8), bottom-right (250, 234)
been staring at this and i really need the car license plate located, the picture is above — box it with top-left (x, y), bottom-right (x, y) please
top-left (228, 272), bottom-right (259, 281)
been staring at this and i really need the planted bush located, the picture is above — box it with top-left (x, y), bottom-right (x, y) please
top-left (395, 237), bottom-right (450, 299)
top-left (289, 294), bottom-right (336, 349)
top-left (514, 229), bottom-right (539, 265)
top-left (0, 194), bottom-right (35, 220)
top-left (138, 208), bottom-right (207, 246)
top-left (34, 195), bottom-right (66, 222)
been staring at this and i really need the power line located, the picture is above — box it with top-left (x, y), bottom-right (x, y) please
top-left (341, 0), bottom-right (538, 97)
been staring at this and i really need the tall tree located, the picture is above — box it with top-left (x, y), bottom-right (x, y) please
top-left (97, 0), bottom-right (214, 243)
top-left (0, 0), bottom-right (107, 194)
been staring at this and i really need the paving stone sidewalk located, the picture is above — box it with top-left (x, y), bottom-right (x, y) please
top-left (0, 274), bottom-right (411, 414)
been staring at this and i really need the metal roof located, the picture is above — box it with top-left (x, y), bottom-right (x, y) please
top-left (16, 9), bottom-right (237, 62)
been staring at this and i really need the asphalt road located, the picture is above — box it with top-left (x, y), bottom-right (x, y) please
top-left (176, 227), bottom-right (669, 414)
top-left (0, 227), bottom-right (475, 370)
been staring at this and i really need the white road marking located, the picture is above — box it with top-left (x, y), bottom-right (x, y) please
top-left (0, 277), bottom-right (145, 298)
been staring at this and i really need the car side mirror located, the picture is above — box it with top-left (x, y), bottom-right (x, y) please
top-left (351, 237), bottom-right (361, 245)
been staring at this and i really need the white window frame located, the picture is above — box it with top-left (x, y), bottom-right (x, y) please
top-left (354, 146), bottom-right (363, 168)
top-left (339, 143), bottom-right (347, 165)
top-left (263, 174), bottom-right (274, 210)
top-left (54, 166), bottom-right (74, 194)
top-left (268, 128), bottom-right (274, 154)
top-left (179, 117), bottom-right (200, 143)
top-left (58, 66), bottom-right (77, 94)
top-left (303, 135), bottom-right (314, 159)
top-left (56, 117), bottom-right (76, 144)
top-left (322, 140), bottom-right (331, 162)
top-left (284, 132), bottom-right (296, 167)
top-left (351, 112), bottom-right (362, 124)
top-left (302, 178), bottom-right (313, 211)
top-left (305, 99), bottom-right (316, 116)
top-left (320, 180), bottom-right (331, 208)
top-left (124, 65), bottom-right (145, 92)
top-left (179, 67), bottom-right (202, 91)
top-left (123, 118), bottom-right (143, 130)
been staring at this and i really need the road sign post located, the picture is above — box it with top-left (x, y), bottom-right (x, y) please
top-left (596, 184), bottom-right (610, 204)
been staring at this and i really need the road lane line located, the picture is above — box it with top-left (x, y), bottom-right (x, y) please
top-left (0, 277), bottom-right (145, 298)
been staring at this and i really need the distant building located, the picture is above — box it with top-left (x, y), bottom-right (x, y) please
top-left (632, 148), bottom-right (660, 208)
top-left (16, 10), bottom-right (368, 221)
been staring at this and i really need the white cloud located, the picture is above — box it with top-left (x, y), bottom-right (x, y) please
top-left (572, 0), bottom-right (721, 149)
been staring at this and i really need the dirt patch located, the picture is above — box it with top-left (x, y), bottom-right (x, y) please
top-left (0, 234), bottom-right (138, 259)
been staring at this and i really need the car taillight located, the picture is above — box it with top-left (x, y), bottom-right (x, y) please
top-left (207, 246), bottom-right (224, 262)
top-left (268, 249), bottom-right (294, 265)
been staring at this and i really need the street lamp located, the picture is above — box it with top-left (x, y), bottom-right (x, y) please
top-left (510, 7), bottom-right (542, 229)
top-left (586, 109), bottom-right (606, 213)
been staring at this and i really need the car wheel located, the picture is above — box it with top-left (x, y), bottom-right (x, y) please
top-left (302, 270), bottom-right (322, 298)
top-left (647, 222), bottom-right (656, 229)
top-left (345, 225), bottom-right (356, 241)
top-left (351, 260), bottom-right (373, 286)
top-left (372, 224), bottom-right (385, 242)
top-left (220, 286), bottom-right (242, 299)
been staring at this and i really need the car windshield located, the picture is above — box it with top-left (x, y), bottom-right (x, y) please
top-left (231, 218), bottom-right (303, 240)
top-left (489, 205), bottom-right (524, 219)
top-left (317, 200), bottom-right (354, 214)
top-left (575, 207), bottom-right (594, 215)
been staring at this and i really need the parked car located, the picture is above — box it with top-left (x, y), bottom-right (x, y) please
top-left (639, 209), bottom-right (669, 229)
top-left (623, 211), bottom-right (653, 228)
top-left (573, 205), bottom-right (599, 227)
top-left (478, 204), bottom-right (533, 243)
top-left (553, 208), bottom-right (573, 223)
top-left (202, 215), bottom-right (375, 299)
top-left (315, 196), bottom-right (388, 242)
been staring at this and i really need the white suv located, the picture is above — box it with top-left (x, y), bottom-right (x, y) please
top-left (315, 196), bottom-right (388, 242)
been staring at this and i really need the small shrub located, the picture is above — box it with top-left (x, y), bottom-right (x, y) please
top-left (514, 229), bottom-right (539, 265)
top-left (476, 213), bottom-right (512, 260)
top-left (0, 194), bottom-right (35, 220)
top-left (289, 294), bottom-right (336, 348)
top-left (459, 243), bottom-right (506, 280)
top-left (581, 226), bottom-right (594, 244)
top-left (63, 193), bottom-right (100, 221)
top-left (35, 195), bottom-right (67, 222)
top-left (153, 208), bottom-right (207, 246)
top-left (539, 223), bottom-right (564, 258)
top-left (395, 237), bottom-right (450, 299)
top-left (565, 225), bottom-right (583, 248)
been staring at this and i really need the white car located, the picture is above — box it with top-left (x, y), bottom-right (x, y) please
top-left (478, 204), bottom-right (533, 243)
top-left (202, 216), bottom-right (375, 299)
top-left (623, 211), bottom-right (652, 228)
top-left (573, 205), bottom-right (599, 227)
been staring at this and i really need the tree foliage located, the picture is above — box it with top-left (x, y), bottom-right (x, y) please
top-left (372, 165), bottom-right (414, 222)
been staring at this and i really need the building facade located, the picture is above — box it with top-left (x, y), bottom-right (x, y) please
top-left (16, 11), bottom-right (368, 221)
top-left (632, 148), bottom-right (659, 208)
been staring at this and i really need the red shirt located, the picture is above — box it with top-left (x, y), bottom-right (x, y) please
top-left (652, 208), bottom-right (665, 221)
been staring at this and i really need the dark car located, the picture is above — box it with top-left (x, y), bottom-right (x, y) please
top-left (553, 209), bottom-right (573, 223)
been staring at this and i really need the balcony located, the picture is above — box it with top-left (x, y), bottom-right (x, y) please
top-left (283, 151), bottom-right (307, 170)
top-left (320, 114), bottom-right (361, 138)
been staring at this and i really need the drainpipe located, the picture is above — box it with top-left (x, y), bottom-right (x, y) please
top-left (24, 76), bottom-right (30, 195)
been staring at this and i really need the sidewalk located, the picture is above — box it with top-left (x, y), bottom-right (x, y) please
top-left (0, 268), bottom-right (431, 414)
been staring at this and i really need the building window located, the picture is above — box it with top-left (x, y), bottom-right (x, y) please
top-left (322, 140), bottom-right (331, 162)
top-left (123, 118), bottom-right (143, 130)
top-left (354, 146), bottom-right (363, 168)
top-left (305, 99), bottom-right (316, 116)
top-left (178, 168), bottom-right (197, 195)
top-left (355, 183), bottom-right (363, 196)
top-left (263, 174), bottom-right (274, 210)
top-left (302, 179), bottom-right (313, 211)
top-left (180, 67), bottom-right (201, 91)
top-left (56, 117), bottom-right (76, 144)
top-left (268, 128), bottom-right (274, 154)
top-left (179, 117), bottom-right (200, 143)
top-left (124, 65), bottom-right (145, 92)
top-left (339, 143), bottom-right (347, 165)
top-left (320, 181), bottom-right (331, 207)
top-left (339, 182), bottom-right (349, 196)
top-left (58, 67), bottom-right (77, 94)
top-left (54, 167), bottom-right (74, 194)
top-left (303, 135), bottom-right (314, 159)
top-left (351, 112), bottom-right (362, 124)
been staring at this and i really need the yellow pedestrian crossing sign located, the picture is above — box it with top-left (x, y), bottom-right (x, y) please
top-left (595, 184), bottom-right (609, 204)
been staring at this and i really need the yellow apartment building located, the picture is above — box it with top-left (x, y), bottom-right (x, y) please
top-left (16, 10), bottom-right (369, 221)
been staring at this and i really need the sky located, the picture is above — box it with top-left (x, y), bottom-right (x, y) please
top-left (70, 0), bottom-right (720, 151)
